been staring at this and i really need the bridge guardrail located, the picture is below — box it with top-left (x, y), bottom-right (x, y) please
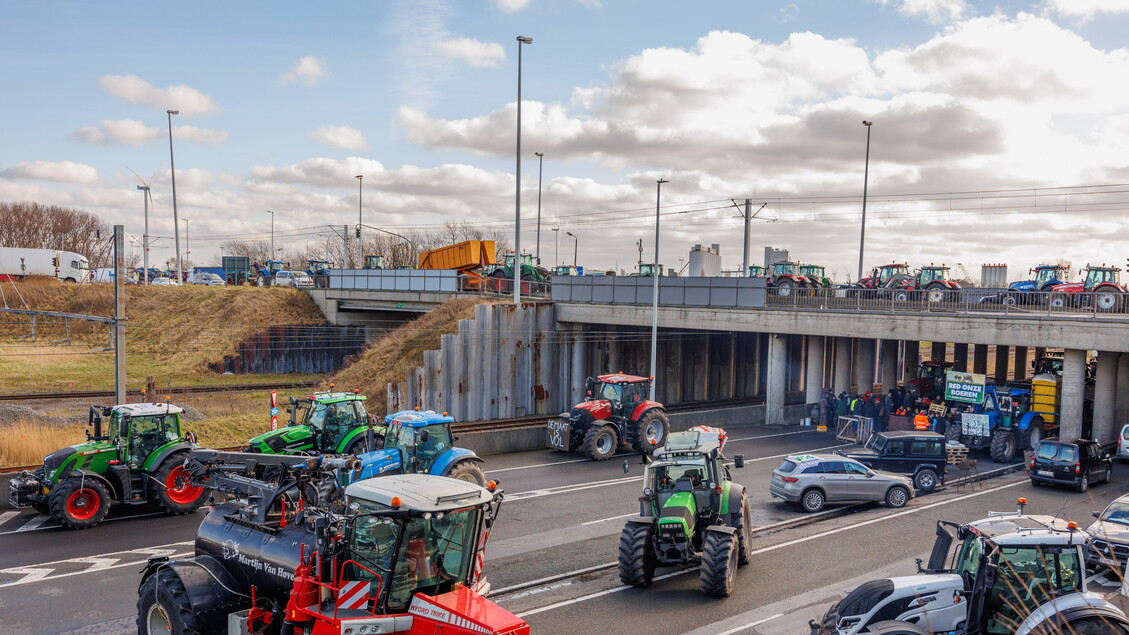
top-left (767, 286), bottom-right (1129, 316)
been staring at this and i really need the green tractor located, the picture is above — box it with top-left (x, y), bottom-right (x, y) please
top-left (487, 251), bottom-right (550, 293)
top-left (7, 402), bottom-right (208, 529)
top-left (618, 426), bottom-right (750, 597)
top-left (244, 389), bottom-right (383, 456)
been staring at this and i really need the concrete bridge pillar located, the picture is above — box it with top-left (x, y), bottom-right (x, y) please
top-left (855, 339), bottom-right (877, 394)
top-left (973, 344), bottom-right (988, 375)
top-left (1013, 346), bottom-right (1029, 381)
top-left (806, 336), bottom-right (825, 404)
top-left (903, 340), bottom-right (920, 386)
top-left (766, 334), bottom-right (787, 425)
top-left (879, 340), bottom-right (899, 394)
top-left (1093, 351), bottom-right (1118, 445)
top-left (953, 343), bottom-right (969, 372)
top-left (569, 324), bottom-right (588, 408)
top-left (993, 345), bottom-right (1010, 386)
top-left (1117, 354), bottom-right (1129, 428)
top-left (1060, 349), bottom-right (1086, 441)
top-left (930, 342), bottom-right (946, 362)
top-left (834, 337), bottom-right (852, 395)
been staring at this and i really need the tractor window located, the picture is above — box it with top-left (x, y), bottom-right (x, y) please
top-left (129, 415), bottom-right (176, 467)
top-left (355, 401), bottom-right (370, 424)
top-left (987, 547), bottom-right (1082, 634)
top-left (386, 509), bottom-right (477, 612)
top-left (385, 424), bottom-right (416, 456)
top-left (307, 402), bottom-right (328, 430)
top-left (955, 536), bottom-right (983, 579)
top-left (417, 424), bottom-right (452, 471)
top-left (654, 459), bottom-right (708, 490)
top-left (349, 515), bottom-right (402, 591)
top-left (623, 382), bottom-right (647, 407)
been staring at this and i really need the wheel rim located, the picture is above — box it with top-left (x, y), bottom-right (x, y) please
top-left (165, 465), bottom-right (204, 504)
top-left (895, 292), bottom-right (908, 301)
top-left (778, 283), bottom-right (791, 296)
top-left (645, 420), bottom-right (665, 444)
top-left (1081, 476), bottom-right (1089, 490)
top-left (918, 472), bottom-right (935, 489)
top-left (804, 492), bottom-right (822, 510)
top-left (66, 488), bottom-right (99, 520)
top-left (1003, 295), bottom-right (1017, 306)
top-left (1097, 293), bottom-right (1117, 309)
top-left (890, 489), bottom-right (907, 506)
top-left (146, 603), bottom-right (172, 633)
top-left (1051, 296), bottom-right (1064, 307)
top-left (928, 290), bottom-right (943, 302)
top-left (596, 431), bottom-right (614, 454)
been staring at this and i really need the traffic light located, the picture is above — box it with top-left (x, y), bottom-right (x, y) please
top-left (51, 257), bottom-right (59, 267)
top-left (355, 227), bottom-right (361, 238)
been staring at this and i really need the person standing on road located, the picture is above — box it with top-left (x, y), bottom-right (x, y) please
top-left (837, 392), bottom-right (850, 419)
top-left (874, 395), bottom-right (888, 432)
top-left (818, 390), bottom-right (830, 427)
top-left (913, 409), bottom-right (930, 431)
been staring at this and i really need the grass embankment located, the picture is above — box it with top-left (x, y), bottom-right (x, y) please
top-left (327, 296), bottom-right (491, 414)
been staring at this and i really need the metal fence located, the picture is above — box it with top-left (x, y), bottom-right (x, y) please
top-left (550, 275), bottom-right (766, 307)
top-left (766, 287), bottom-right (1129, 317)
top-left (328, 269), bottom-right (551, 299)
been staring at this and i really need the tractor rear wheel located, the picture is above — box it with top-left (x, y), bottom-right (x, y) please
top-left (150, 455), bottom-right (207, 515)
top-left (137, 569), bottom-right (203, 635)
top-left (520, 273), bottom-right (534, 295)
top-left (776, 279), bottom-right (793, 297)
top-left (446, 461), bottom-right (487, 486)
top-left (632, 409), bottom-right (670, 453)
top-left (990, 429), bottom-right (1019, 463)
top-left (617, 522), bottom-right (657, 587)
top-left (699, 529), bottom-right (738, 597)
top-left (893, 290), bottom-right (910, 302)
top-left (346, 435), bottom-right (382, 455)
top-left (1026, 419), bottom-right (1044, 450)
top-left (50, 478), bottom-right (110, 529)
top-left (583, 425), bottom-right (618, 460)
top-left (730, 492), bottom-right (753, 566)
top-left (926, 284), bottom-right (945, 303)
top-left (491, 270), bottom-right (511, 294)
top-left (1057, 616), bottom-right (1129, 635)
top-left (1095, 290), bottom-right (1123, 313)
top-left (945, 420), bottom-right (962, 443)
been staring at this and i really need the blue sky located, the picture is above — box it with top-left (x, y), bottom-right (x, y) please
top-left (3, 0), bottom-right (1129, 279)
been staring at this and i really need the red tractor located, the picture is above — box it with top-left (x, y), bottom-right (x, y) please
top-left (545, 373), bottom-right (671, 460)
top-left (767, 260), bottom-right (811, 296)
top-left (906, 360), bottom-right (954, 401)
top-left (856, 263), bottom-right (910, 289)
top-left (910, 264), bottom-right (961, 302)
top-left (1048, 264), bottom-right (1125, 312)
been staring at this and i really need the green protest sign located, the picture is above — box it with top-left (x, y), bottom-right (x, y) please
top-left (944, 370), bottom-right (986, 404)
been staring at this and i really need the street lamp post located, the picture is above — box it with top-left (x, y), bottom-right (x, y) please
top-left (137, 185), bottom-right (150, 285)
top-left (649, 179), bottom-right (668, 402)
top-left (514, 35), bottom-right (533, 306)
top-left (857, 120), bottom-right (873, 282)
top-left (551, 226), bottom-right (560, 267)
top-left (535, 152), bottom-right (544, 264)
top-left (355, 175), bottom-right (363, 269)
top-left (566, 231), bottom-right (578, 267)
top-left (266, 210), bottom-right (274, 261)
top-left (183, 219), bottom-right (189, 267)
top-left (167, 109), bottom-right (182, 284)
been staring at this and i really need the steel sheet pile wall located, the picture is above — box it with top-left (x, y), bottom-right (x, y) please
top-left (212, 325), bottom-right (367, 374)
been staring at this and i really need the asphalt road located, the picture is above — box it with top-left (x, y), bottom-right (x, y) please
top-left (0, 425), bottom-right (1119, 634)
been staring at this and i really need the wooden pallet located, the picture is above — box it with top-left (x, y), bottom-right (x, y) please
top-left (946, 444), bottom-right (969, 465)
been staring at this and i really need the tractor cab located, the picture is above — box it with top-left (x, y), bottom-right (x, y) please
top-left (1083, 265), bottom-right (1122, 290)
top-left (343, 410), bottom-right (487, 485)
top-left (246, 390), bottom-right (378, 456)
top-left (907, 361), bottom-right (954, 399)
top-left (771, 261), bottom-right (799, 277)
top-left (363, 254), bottom-right (388, 270)
top-left (263, 260), bottom-right (285, 275)
top-left (1033, 265), bottom-right (1068, 290)
top-left (504, 252), bottom-right (534, 270)
top-left (918, 265), bottom-right (952, 285)
top-left (799, 264), bottom-right (829, 287)
top-left (103, 404), bottom-right (186, 469)
top-left (306, 259), bottom-right (330, 275)
top-left (586, 374), bottom-right (650, 420)
top-left (633, 262), bottom-right (663, 277)
top-left (552, 265), bottom-right (580, 276)
top-left (748, 265), bottom-right (766, 278)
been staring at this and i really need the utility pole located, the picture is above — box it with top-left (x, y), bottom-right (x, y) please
top-left (742, 199), bottom-right (751, 276)
top-left (113, 225), bottom-right (126, 404)
top-left (637, 239), bottom-right (643, 268)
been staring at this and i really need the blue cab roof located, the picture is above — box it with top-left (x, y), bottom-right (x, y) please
top-left (384, 409), bottom-right (455, 426)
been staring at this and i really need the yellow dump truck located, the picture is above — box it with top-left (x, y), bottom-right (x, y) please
top-left (417, 240), bottom-right (497, 290)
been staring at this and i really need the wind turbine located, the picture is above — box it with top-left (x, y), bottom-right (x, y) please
top-left (126, 166), bottom-right (155, 285)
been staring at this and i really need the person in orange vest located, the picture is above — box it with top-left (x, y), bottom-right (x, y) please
top-left (913, 409), bottom-right (930, 431)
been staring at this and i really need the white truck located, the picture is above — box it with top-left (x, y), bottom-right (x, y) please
top-left (0, 247), bottom-right (89, 282)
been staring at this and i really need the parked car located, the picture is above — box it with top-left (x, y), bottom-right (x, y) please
top-left (187, 272), bottom-right (225, 286)
top-left (151, 277), bottom-right (179, 286)
top-left (1085, 493), bottom-right (1129, 572)
top-left (835, 430), bottom-right (948, 492)
top-left (273, 270), bottom-right (313, 288)
top-left (1117, 424), bottom-right (1129, 462)
top-left (1029, 438), bottom-right (1112, 492)
top-left (769, 453), bottom-right (914, 513)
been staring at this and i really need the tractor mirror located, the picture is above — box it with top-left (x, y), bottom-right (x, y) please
top-left (733, 454), bottom-right (745, 469)
top-left (622, 460), bottom-right (630, 474)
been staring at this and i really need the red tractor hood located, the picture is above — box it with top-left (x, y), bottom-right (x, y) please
top-left (575, 399), bottom-right (612, 420)
top-left (409, 586), bottom-right (529, 634)
top-left (1051, 282), bottom-right (1084, 293)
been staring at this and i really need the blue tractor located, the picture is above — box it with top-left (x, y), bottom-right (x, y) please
top-left (344, 410), bottom-right (487, 486)
top-left (946, 384), bottom-right (1054, 463)
top-left (982, 264), bottom-right (1068, 306)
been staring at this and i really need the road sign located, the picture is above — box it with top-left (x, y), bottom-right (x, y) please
top-left (944, 370), bottom-right (986, 404)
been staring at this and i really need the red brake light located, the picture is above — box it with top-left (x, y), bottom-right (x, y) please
top-left (1075, 462), bottom-right (1081, 474)
top-left (782, 476), bottom-right (799, 483)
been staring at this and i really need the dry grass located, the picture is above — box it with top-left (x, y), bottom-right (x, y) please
top-left (0, 419), bottom-right (87, 467)
top-left (329, 296), bottom-right (493, 413)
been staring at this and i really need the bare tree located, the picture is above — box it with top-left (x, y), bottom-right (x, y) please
top-left (0, 202), bottom-right (111, 266)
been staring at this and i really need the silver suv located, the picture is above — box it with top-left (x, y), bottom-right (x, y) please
top-left (770, 454), bottom-right (914, 513)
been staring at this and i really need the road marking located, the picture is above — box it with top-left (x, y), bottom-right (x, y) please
top-left (15, 514), bottom-right (50, 532)
top-left (714, 613), bottom-right (784, 635)
top-left (0, 541), bottom-right (196, 588)
top-left (729, 429), bottom-right (826, 442)
top-left (0, 511), bottom-right (19, 526)
top-left (581, 512), bottom-right (637, 526)
top-left (0, 552), bottom-right (195, 588)
top-left (508, 477), bottom-right (1027, 616)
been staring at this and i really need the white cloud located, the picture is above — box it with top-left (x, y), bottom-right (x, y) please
top-left (280, 56), bottom-right (329, 85)
top-left (496, 0), bottom-right (533, 12)
top-left (1042, 0), bottom-right (1129, 21)
top-left (250, 157), bottom-right (386, 187)
top-left (0, 160), bottom-right (99, 184)
top-left (310, 126), bottom-right (371, 150)
top-left (868, 0), bottom-right (969, 22)
top-left (433, 38), bottom-right (506, 68)
top-left (98, 74), bottom-right (219, 116)
top-left (73, 119), bottom-right (227, 146)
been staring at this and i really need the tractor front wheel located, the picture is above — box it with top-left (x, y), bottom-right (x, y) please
top-left (49, 478), bottom-right (111, 529)
top-left (583, 425), bottom-right (618, 461)
top-left (699, 529), bottom-right (739, 597)
top-left (1049, 293), bottom-right (1069, 309)
top-left (945, 420), bottom-right (963, 443)
top-left (1026, 419), bottom-right (1044, 450)
top-left (446, 461), bottom-right (487, 486)
top-left (926, 285), bottom-right (945, 303)
top-left (990, 429), bottom-right (1019, 463)
top-left (137, 569), bottom-right (203, 635)
top-left (617, 522), bottom-right (657, 587)
top-left (150, 455), bottom-right (207, 515)
top-left (776, 279), bottom-right (793, 297)
top-left (632, 409), bottom-right (670, 453)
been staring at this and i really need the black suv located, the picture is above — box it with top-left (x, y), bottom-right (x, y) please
top-left (835, 430), bottom-right (947, 492)
top-left (1029, 438), bottom-right (1112, 492)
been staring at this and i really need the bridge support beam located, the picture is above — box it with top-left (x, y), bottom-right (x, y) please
top-left (930, 341), bottom-right (946, 362)
top-left (1060, 349), bottom-right (1086, 441)
top-left (1093, 351), bottom-right (1118, 445)
top-left (953, 343), bottom-right (969, 372)
top-left (973, 344), bottom-right (988, 375)
top-left (834, 337), bottom-right (852, 395)
top-left (806, 336), bottom-right (824, 405)
top-left (1013, 346), bottom-right (1029, 381)
top-left (855, 338), bottom-right (876, 394)
top-left (903, 340), bottom-right (920, 386)
top-left (880, 339), bottom-right (898, 394)
top-left (1117, 354), bottom-right (1129, 429)
top-left (766, 334), bottom-right (787, 425)
top-left (994, 345), bottom-right (1009, 386)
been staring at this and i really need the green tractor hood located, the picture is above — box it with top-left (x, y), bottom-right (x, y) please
top-left (42, 440), bottom-right (116, 482)
top-left (657, 491), bottom-right (697, 541)
top-left (246, 426), bottom-right (316, 454)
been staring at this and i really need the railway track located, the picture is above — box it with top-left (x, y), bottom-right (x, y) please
top-left (0, 382), bottom-right (316, 402)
